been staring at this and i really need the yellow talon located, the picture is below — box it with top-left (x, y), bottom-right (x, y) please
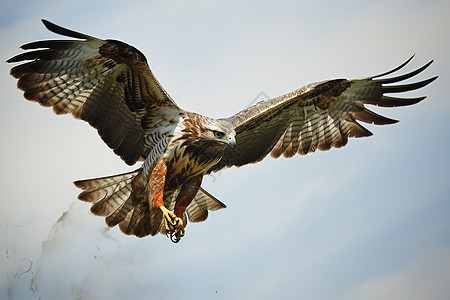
top-left (160, 206), bottom-right (185, 242)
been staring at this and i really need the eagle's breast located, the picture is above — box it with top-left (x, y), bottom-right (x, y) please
top-left (161, 114), bottom-right (226, 190)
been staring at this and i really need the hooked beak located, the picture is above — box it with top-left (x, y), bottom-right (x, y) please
top-left (228, 136), bottom-right (236, 149)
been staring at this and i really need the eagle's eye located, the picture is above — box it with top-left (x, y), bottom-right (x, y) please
top-left (213, 131), bottom-right (226, 139)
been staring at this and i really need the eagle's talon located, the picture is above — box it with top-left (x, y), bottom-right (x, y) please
top-left (166, 226), bottom-right (184, 243)
top-left (169, 231), bottom-right (180, 243)
top-left (166, 229), bottom-right (174, 239)
top-left (168, 220), bottom-right (185, 243)
top-left (175, 226), bottom-right (185, 239)
top-left (160, 206), bottom-right (185, 242)
top-left (164, 214), bottom-right (177, 228)
top-left (169, 226), bottom-right (185, 243)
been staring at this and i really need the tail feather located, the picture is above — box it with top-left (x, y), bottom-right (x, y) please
top-left (105, 197), bottom-right (134, 227)
top-left (74, 170), bottom-right (227, 238)
top-left (118, 204), bottom-right (165, 237)
top-left (119, 205), bottom-right (149, 237)
top-left (91, 186), bottom-right (132, 217)
top-left (185, 188), bottom-right (227, 223)
top-left (74, 170), bottom-right (139, 203)
top-left (74, 169), bottom-right (145, 231)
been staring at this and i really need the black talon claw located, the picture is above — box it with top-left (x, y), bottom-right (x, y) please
top-left (170, 232), bottom-right (181, 243)
top-left (163, 211), bottom-right (184, 243)
top-left (166, 230), bottom-right (180, 243)
top-left (165, 229), bottom-right (182, 243)
top-left (166, 228), bottom-right (183, 243)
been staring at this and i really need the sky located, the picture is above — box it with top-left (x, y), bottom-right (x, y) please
top-left (1, 0), bottom-right (449, 299)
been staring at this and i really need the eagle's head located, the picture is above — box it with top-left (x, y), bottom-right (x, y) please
top-left (200, 117), bottom-right (236, 149)
top-left (180, 114), bottom-right (236, 160)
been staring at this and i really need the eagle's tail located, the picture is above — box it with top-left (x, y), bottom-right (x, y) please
top-left (74, 170), bottom-right (226, 238)
top-left (74, 169), bottom-right (154, 236)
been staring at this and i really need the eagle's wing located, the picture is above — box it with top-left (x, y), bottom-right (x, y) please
top-left (7, 20), bottom-right (181, 165)
top-left (209, 56), bottom-right (437, 173)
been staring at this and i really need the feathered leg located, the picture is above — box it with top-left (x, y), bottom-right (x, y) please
top-left (169, 176), bottom-right (203, 242)
top-left (149, 159), bottom-right (184, 242)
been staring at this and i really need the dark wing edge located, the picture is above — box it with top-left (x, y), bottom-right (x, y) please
top-left (209, 56), bottom-right (437, 173)
top-left (7, 20), bottom-right (181, 165)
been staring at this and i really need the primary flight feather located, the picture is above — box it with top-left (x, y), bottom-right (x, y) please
top-left (7, 20), bottom-right (437, 242)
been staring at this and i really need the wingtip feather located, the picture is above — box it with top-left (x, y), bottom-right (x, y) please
top-left (370, 55), bottom-right (415, 79)
top-left (41, 19), bottom-right (95, 40)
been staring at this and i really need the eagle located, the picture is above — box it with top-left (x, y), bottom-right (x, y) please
top-left (8, 20), bottom-right (437, 242)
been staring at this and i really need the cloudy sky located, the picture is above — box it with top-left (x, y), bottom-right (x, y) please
top-left (1, 0), bottom-right (449, 299)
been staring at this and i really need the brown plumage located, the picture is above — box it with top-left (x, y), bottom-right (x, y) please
top-left (7, 20), bottom-right (437, 241)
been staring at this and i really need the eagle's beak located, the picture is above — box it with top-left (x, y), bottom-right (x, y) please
top-left (228, 136), bottom-right (236, 149)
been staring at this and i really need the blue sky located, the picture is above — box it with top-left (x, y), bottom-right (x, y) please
top-left (1, 1), bottom-right (449, 299)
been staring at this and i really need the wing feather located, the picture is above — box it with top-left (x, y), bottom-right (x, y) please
top-left (8, 20), bottom-right (181, 165)
top-left (185, 187), bottom-right (227, 223)
top-left (209, 57), bottom-right (436, 172)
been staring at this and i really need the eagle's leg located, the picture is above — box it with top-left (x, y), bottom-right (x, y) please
top-left (148, 159), bottom-right (183, 241)
top-left (170, 177), bottom-right (202, 242)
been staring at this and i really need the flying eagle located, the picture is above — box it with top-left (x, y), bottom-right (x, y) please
top-left (8, 20), bottom-right (437, 242)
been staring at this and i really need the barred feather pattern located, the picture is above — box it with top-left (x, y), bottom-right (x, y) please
top-left (209, 56), bottom-right (437, 172)
top-left (74, 170), bottom-right (226, 237)
top-left (8, 21), bottom-right (437, 239)
top-left (185, 188), bottom-right (227, 223)
top-left (74, 170), bottom-right (139, 218)
top-left (7, 20), bottom-right (182, 165)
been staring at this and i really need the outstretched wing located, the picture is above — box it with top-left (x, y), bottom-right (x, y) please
top-left (209, 56), bottom-right (437, 173)
top-left (7, 20), bottom-right (181, 165)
